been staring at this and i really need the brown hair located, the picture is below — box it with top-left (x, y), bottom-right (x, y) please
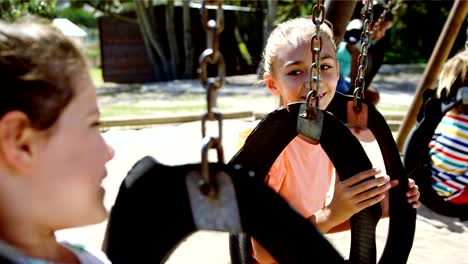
top-left (0, 17), bottom-right (87, 130)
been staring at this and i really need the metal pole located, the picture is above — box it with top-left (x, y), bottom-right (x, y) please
top-left (396, 0), bottom-right (468, 152)
top-left (325, 0), bottom-right (358, 45)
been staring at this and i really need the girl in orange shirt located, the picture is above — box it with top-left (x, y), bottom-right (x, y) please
top-left (248, 17), bottom-right (420, 264)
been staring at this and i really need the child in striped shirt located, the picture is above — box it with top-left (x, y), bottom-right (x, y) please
top-left (429, 49), bottom-right (468, 204)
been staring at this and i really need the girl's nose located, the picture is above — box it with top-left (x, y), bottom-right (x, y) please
top-left (105, 143), bottom-right (115, 161)
top-left (304, 74), bottom-right (313, 90)
top-left (304, 75), bottom-right (321, 93)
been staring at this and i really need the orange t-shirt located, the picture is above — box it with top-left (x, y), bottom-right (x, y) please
top-left (238, 128), bottom-right (333, 264)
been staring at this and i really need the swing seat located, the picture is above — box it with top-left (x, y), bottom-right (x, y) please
top-left (327, 92), bottom-right (417, 262)
top-left (404, 86), bottom-right (468, 221)
top-left (102, 155), bottom-right (346, 263)
top-left (229, 101), bottom-right (416, 264)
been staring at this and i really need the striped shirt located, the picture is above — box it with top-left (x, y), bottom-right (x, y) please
top-left (429, 109), bottom-right (468, 201)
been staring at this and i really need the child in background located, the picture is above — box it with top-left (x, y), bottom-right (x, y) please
top-left (429, 49), bottom-right (468, 204)
top-left (336, 3), bottom-right (394, 105)
top-left (248, 17), bottom-right (420, 263)
top-left (336, 19), bottom-right (362, 95)
top-left (0, 18), bottom-right (114, 263)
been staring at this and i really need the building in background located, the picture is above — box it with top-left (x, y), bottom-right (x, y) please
top-left (53, 18), bottom-right (87, 47)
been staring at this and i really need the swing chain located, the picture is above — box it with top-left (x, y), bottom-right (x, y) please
top-left (199, 0), bottom-right (225, 197)
top-left (465, 17), bottom-right (468, 50)
top-left (391, 0), bottom-right (402, 15)
top-left (199, 0), bottom-right (226, 90)
top-left (304, 0), bottom-right (324, 119)
top-left (353, 0), bottom-right (374, 110)
top-left (372, 0), bottom-right (393, 34)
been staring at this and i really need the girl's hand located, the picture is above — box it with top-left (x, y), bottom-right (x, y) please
top-left (327, 168), bottom-right (397, 227)
top-left (407, 178), bottom-right (420, 208)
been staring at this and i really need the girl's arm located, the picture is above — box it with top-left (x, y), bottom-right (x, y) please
top-left (309, 174), bottom-right (420, 234)
top-left (308, 168), bottom-right (391, 233)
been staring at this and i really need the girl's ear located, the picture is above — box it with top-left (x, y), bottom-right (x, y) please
top-left (264, 73), bottom-right (280, 96)
top-left (0, 111), bottom-right (37, 174)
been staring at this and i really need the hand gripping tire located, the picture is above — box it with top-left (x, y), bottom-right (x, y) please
top-left (327, 92), bottom-right (417, 263)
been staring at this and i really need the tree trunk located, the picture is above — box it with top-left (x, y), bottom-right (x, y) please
top-left (134, 0), bottom-right (173, 80)
top-left (182, 0), bottom-right (193, 79)
top-left (264, 0), bottom-right (276, 47)
top-left (257, 0), bottom-right (276, 77)
top-left (134, 0), bottom-right (161, 80)
top-left (165, 0), bottom-right (179, 78)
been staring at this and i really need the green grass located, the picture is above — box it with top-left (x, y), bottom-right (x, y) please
top-left (100, 104), bottom-right (228, 118)
top-left (90, 67), bottom-right (103, 87)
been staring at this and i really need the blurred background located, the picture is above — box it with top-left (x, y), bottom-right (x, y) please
top-left (0, 0), bottom-right (466, 122)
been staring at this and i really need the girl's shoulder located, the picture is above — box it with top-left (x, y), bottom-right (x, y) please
top-left (0, 240), bottom-right (110, 264)
top-left (61, 242), bottom-right (111, 264)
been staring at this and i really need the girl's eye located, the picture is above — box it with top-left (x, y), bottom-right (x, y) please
top-left (91, 121), bottom-right (102, 128)
top-left (321, 64), bottom-right (332, 71)
top-left (287, 70), bottom-right (302, 76)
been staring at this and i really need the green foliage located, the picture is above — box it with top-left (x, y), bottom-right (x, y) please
top-left (271, 0), bottom-right (467, 64)
top-left (276, 0), bottom-right (314, 23)
top-left (3, 0), bottom-right (464, 66)
top-left (73, 0), bottom-right (135, 15)
top-left (55, 7), bottom-right (97, 28)
top-left (384, 1), bottom-right (452, 64)
top-left (0, 0), bottom-right (57, 21)
top-left (224, 0), bottom-right (259, 8)
top-left (363, 0), bottom-right (466, 64)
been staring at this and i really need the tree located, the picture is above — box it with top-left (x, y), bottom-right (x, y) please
top-left (134, 0), bottom-right (172, 80)
top-left (165, 0), bottom-right (179, 78)
top-left (182, 0), bottom-right (193, 78)
top-left (81, 0), bottom-right (182, 80)
top-left (0, 0), bottom-right (57, 21)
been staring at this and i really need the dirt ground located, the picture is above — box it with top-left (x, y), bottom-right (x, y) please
top-left (57, 65), bottom-right (468, 263)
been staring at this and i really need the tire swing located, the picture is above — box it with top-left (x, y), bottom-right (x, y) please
top-left (229, 1), bottom-right (415, 263)
top-left (326, 0), bottom-right (416, 260)
top-left (403, 85), bottom-right (468, 220)
top-left (326, 94), bottom-right (417, 263)
top-left (102, 1), bottom-right (345, 263)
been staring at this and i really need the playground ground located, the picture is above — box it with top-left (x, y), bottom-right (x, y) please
top-left (58, 65), bottom-right (468, 263)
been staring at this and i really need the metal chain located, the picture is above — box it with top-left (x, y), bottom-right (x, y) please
top-left (465, 16), bottom-right (468, 50)
top-left (199, 0), bottom-right (226, 93)
top-left (199, 0), bottom-right (225, 197)
top-left (304, 0), bottom-right (324, 119)
top-left (391, 0), bottom-right (402, 15)
top-left (353, 0), bottom-right (374, 109)
top-left (372, 0), bottom-right (393, 34)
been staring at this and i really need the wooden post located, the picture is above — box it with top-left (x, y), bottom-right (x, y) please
top-left (325, 0), bottom-right (358, 45)
top-left (396, 0), bottom-right (468, 152)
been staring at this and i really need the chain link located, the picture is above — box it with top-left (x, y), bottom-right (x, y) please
top-left (353, 0), bottom-right (374, 109)
top-left (304, 0), bottom-right (324, 119)
top-left (199, 0), bottom-right (226, 91)
top-left (465, 16), bottom-right (468, 50)
top-left (199, 0), bottom-right (225, 196)
top-left (372, 0), bottom-right (393, 34)
top-left (391, 0), bottom-right (402, 14)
